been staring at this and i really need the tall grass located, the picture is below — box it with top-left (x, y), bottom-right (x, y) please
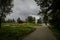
top-left (0, 23), bottom-right (35, 40)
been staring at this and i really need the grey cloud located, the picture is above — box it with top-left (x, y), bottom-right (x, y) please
top-left (6, 0), bottom-right (40, 20)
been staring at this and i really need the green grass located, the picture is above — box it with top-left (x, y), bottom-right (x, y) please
top-left (48, 25), bottom-right (60, 40)
top-left (21, 23), bottom-right (42, 27)
top-left (2, 23), bottom-right (42, 27)
top-left (0, 23), bottom-right (36, 40)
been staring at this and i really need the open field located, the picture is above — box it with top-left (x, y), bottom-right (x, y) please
top-left (2, 23), bottom-right (42, 27)
top-left (0, 23), bottom-right (41, 40)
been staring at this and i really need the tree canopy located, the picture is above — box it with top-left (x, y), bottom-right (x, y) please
top-left (35, 0), bottom-right (60, 29)
top-left (26, 16), bottom-right (35, 23)
top-left (0, 0), bottom-right (13, 27)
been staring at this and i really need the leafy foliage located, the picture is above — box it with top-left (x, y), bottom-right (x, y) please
top-left (5, 19), bottom-right (15, 23)
top-left (0, 0), bottom-right (13, 27)
top-left (49, 26), bottom-right (60, 40)
top-left (17, 18), bottom-right (22, 23)
top-left (37, 18), bottom-right (42, 24)
top-left (26, 16), bottom-right (35, 23)
top-left (35, 0), bottom-right (60, 29)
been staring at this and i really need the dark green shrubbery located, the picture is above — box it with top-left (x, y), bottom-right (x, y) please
top-left (49, 13), bottom-right (60, 30)
top-left (37, 18), bottom-right (42, 24)
top-left (26, 16), bottom-right (35, 23)
top-left (17, 18), bottom-right (22, 23)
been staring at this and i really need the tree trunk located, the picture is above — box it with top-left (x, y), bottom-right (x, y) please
top-left (0, 18), bottom-right (2, 28)
top-left (0, 12), bottom-right (3, 28)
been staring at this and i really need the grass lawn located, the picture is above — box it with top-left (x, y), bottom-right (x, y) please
top-left (48, 25), bottom-right (60, 40)
top-left (0, 23), bottom-right (37, 40)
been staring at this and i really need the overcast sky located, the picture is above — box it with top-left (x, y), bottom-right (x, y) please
top-left (6, 0), bottom-right (40, 20)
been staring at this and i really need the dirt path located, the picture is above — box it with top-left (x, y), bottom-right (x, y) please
top-left (23, 26), bottom-right (57, 40)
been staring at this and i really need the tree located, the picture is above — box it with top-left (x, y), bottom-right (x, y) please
top-left (7, 19), bottom-right (13, 23)
top-left (37, 18), bottom-right (42, 24)
top-left (49, 11), bottom-right (60, 30)
top-left (12, 18), bottom-right (15, 22)
top-left (35, 0), bottom-right (60, 29)
top-left (0, 0), bottom-right (13, 28)
top-left (34, 0), bottom-right (51, 25)
top-left (17, 18), bottom-right (21, 23)
top-left (17, 17), bottom-right (24, 23)
top-left (26, 16), bottom-right (35, 23)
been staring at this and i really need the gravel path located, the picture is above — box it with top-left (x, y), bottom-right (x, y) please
top-left (23, 26), bottom-right (57, 40)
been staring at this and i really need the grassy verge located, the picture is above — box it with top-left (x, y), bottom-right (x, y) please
top-left (22, 23), bottom-right (42, 27)
top-left (48, 25), bottom-right (60, 40)
top-left (0, 23), bottom-right (36, 40)
top-left (2, 23), bottom-right (42, 27)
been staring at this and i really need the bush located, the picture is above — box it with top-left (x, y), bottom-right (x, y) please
top-left (48, 26), bottom-right (60, 40)
top-left (26, 16), bottom-right (35, 23)
top-left (49, 14), bottom-right (60, 30)
top-left (37, 18), bottom-right (42, 24)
